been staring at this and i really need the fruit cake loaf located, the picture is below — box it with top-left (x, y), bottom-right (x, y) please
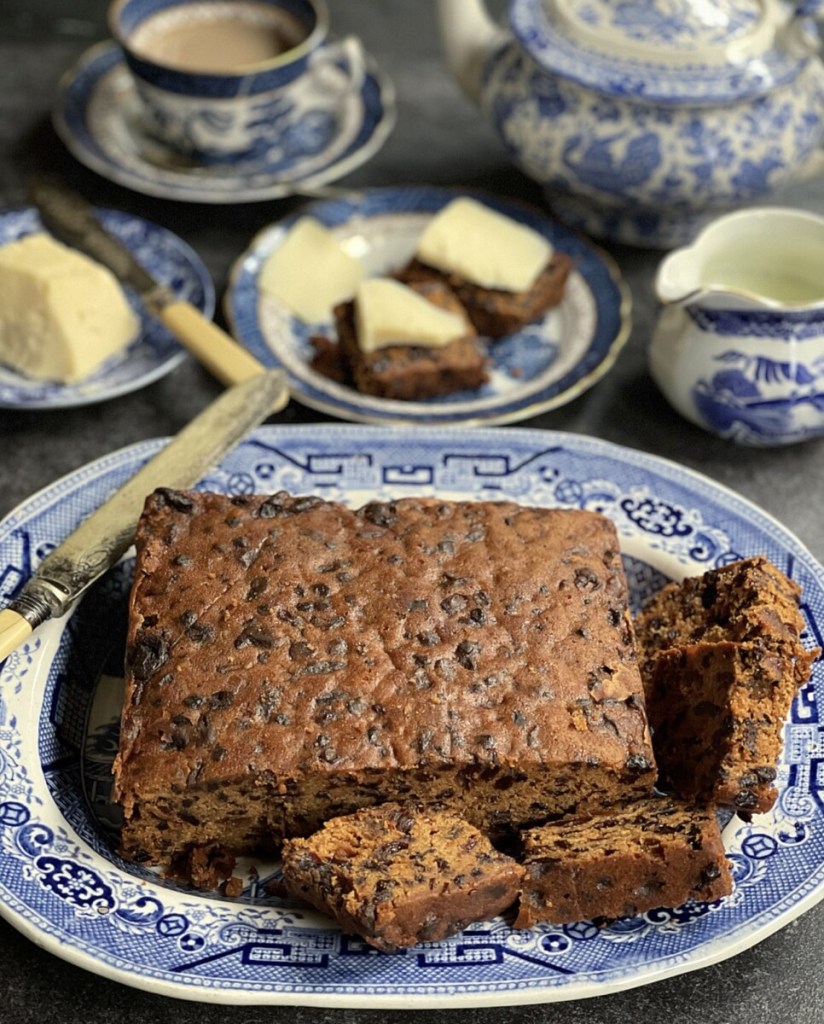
top-left (634, 557), bottom-right (818, 813)
top-left (114, 490), bottom-right (656, 872)
top-left (281, 802), bottom-right (524, 951)
top-left (514, 796), bottom-right (732, 928)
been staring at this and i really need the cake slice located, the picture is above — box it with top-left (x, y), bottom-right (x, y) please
top-left (400, 195), bottom-right (572, 338)
top-left (514, 796), bottom-right (732, 928)
top-left (282, 802), bottom-right (524, 951)
top-left (334, 277), bottom-right (488, 400)
top-left (634, 556), bottom-right (812, 678)
top-left (635, 557), bottom-right (818, 812)
top-left (397, 254), bottom-right (573, 339)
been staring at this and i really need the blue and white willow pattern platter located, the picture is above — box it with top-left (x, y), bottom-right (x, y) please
top-left (0, 206), bottom-right (214, 409)
top-left (0, 425), bottom-right (821, 1007)
top-left (225, 187), bottom-right (630, 425)
top-left (53, 42), bottom-right (396, 204)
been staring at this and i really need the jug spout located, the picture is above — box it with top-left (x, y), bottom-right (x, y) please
top-left (655, 246), bottom-right (707, 306)
top-left (436, 0), bottom-right (506, 105)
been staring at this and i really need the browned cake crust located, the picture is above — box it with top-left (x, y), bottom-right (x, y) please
top-left (397, 252), bottom-right (573, 338)
top-left (282, 802), bottom-right (524, 951)
top-left (114, 490), bottom-right (656, 872)
top-left (514, 796), bottom-right (732, 928)
top-left (634, 557), bottom-right (819, 813)
top-left (334, 278), bottom-right (488, 401)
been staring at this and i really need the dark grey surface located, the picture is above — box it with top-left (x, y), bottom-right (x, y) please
top-left (1, 2), bottom-right (823, 1021)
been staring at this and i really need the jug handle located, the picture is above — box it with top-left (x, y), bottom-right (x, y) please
top-left (436, 0), bottom-right (508, 104)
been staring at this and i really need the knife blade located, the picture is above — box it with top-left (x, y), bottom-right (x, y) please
top-left (27, 174), bottom-right (269, 388)
top-left (0, 369), bottom-right (288, 664)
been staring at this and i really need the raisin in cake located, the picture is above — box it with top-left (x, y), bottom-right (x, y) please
top-left (114, 490), bottom-right (656, 874)
top-left (515, 796), bottom-right (732, 928)
top-left (635, 557), bottom-right (818, 813)
top-left (282, 802), bottom-right (524, 951)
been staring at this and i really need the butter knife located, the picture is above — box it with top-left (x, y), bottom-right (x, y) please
top-left (28, 175), bottom-right (267, 388)
top-left (0, 369), bottom-right (288, 664)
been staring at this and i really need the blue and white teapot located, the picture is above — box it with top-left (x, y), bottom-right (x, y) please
top-left (438, 0), bottom-right (824, 247)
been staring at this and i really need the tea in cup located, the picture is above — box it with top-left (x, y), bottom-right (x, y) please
top-left (108, 0), bottom-right (365, 163)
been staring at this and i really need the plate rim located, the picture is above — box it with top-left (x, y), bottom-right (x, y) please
top-left (51, 41), bottom-right (397, 205)
top-left (0, 423), bottom-right (822, 1007)
top-left (223, 185), bottom-right (633, 426)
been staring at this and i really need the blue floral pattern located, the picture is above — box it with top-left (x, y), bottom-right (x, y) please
top-left (690, 348), bottom-right (824, 445)
top-left (479, 3), bottom-right (822, 243)
top-left (482, 39), bottom-right (824, 246)
top-left (587, 0), bottom-right (759, 49)
top-left (509, 0), bottom-right (803, 103)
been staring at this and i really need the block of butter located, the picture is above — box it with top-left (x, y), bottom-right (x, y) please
top-left (0, 232), bottom-right (139, 383)
top-left (416, 197), bottom-right (553, 293)
top-left (259, 218), bottom-right (364, 323)
top-left (354, 278), bottom-right (467, 354)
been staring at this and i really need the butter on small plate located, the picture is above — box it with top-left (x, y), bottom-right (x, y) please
top-left (0, 207), bottom-right (214, 410)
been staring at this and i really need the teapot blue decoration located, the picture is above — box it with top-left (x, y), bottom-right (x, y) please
top-left (437, 0), bottom-right (824, 246)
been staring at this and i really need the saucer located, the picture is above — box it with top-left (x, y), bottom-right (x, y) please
top-left (0, 206), bottom-right (214, 409)
top-left (53, 42), bottom-right (396, 204)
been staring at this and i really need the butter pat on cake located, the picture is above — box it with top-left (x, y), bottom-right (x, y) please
top-left (400, 196), bottom-right (573, 337)
top-left (416, 197), bottom-right (554, 294)
top-left (334, 277), bottom-right (488, 400)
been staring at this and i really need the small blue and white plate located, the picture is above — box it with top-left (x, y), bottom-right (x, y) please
top-left (225, 187), bottom-right (631, 425)
top-left (0, 425), bottom-right (821, 1006)
top-left (0, 206), bottom-right (214, 409)
top-left (53, 42), bottom-right (396, 204)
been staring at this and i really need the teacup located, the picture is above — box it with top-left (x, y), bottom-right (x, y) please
top-left (649, 207), bottom-right (824, 447)
top-left (108, 0), bottom-right (365, 164)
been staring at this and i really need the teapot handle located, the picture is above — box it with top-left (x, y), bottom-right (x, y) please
top-left (777, 2), bottom-right (824, 55)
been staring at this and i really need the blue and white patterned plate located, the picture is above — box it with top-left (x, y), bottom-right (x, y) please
top-left (0, 206), bottom-right (214, 409)
top-left (225, 187), bottom-right (631, 425)
top-left (53, 42), bottom-right (395, 204)
top-left (0, 425), bottom-right (821, 1006)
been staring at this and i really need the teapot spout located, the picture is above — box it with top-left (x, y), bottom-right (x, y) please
top-left (436, 0), bottom-right (506, 105)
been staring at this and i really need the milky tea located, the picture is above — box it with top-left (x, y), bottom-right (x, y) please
top-left (128, 1), bottom-right (307, 73)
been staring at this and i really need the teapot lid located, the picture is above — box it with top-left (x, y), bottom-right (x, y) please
top-left (509, 0), bottom-right (812, 103)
